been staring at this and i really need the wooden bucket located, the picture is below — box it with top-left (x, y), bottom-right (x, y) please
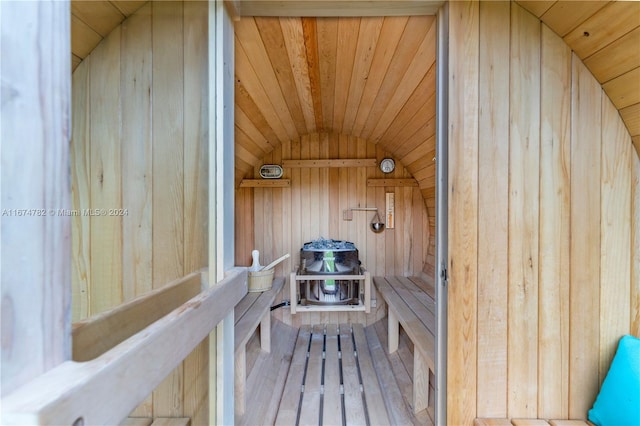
top-left (248, 268), bottom-right (274, 292)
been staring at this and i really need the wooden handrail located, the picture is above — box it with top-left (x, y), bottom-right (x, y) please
top-left (72, 269), bottom-right (206, 361)
top-left (0, 268), bottom-right (247, 426)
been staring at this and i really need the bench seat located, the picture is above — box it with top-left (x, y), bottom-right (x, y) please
top-left (233, 277), bottom-right (285, 416)
top-left (475, 419), bottom-right (592, 426)
top-left (373, 276), bottom-right (436, 414)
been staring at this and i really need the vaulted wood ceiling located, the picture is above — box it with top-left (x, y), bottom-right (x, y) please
top-left (71, 1), bottom-right (640, 179)
top-left (234, 15), bottom-right (437, 190)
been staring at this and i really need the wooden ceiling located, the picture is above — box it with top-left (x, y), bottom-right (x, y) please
top-left (516, 0), bottom-right (640, 154)
top-left (234, 15), bottom-right (437, 190)
top-left (71, 1), bottom-right (640, 181)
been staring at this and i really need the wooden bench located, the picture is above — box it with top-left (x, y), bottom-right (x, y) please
top-left (373, 276), bottom-right (436, 414)
top-left (234, 277), bottom-right (285, 416)
top-left (475, 419), bottom-right (593, 426)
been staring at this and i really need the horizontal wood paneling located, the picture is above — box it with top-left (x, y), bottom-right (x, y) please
top-left (70, 2), bottom-right (208, 422)
top-left (234, 133), bottom-right (428, 326)
top-left (448, 2), bottom-right (640, 424)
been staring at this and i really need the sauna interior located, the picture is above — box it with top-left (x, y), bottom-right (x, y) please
top-left (1, 1), bottom-right (639, 426)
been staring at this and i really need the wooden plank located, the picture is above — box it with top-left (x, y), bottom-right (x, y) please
top-left (633, 154), bottom-right (640, 337)
top-left (477, 1), bottom-right (510, 417)
top-left (275, 326), bottom-right (311, 425)
top-left (340, 324), bottom-right (367, 425)
top-left (387, 276), bottom-right (435, 334)
top-left (89, 25), bottom-right (122, 316)
top-left (298, 325), bottom-right (323, 425)
top-left (239, 179), bottom-right (291, 188)
top-left (317, 18), bottom-right (338, 131)
top-left (352, 324), bottom-right (391, 424)
top-left (110, 1), bottom-right (147, 17)
top-left (511, 420), bottom-right (551, 426)
top-left (365, 324), bottom-right (414, 425)
top-left (540, 1), bottom-right (609, 38)
top-left (569, 55), bottom-right (602, 419)
top-left (280, 17), bottom-right (316, 133)
top-left (71, 14), bottom-right (103, 58)
top-left (352, 16), bottom-right (409, 136)
top-left (302, 18), bottom-right (324, 131)
top-left (182, 4), bottom-right (210, 423)
top-left (0, 270), bottom-right (246, 425)
top-left (602, 67), bottom-right (640, 110)
top-left (599, 97), bottom-right (632, 384)
top-left (255, 17), bottom-right (307, 136)
top-left (149, 418), bottom-right (190, 426)
top-left (0, 0), bottom-right (71, 395)
top-left (368, 19), bottom-right (436, 144)
top-left (119, 418), bottom-right (153, 426)
top-left (508, 4), bottom-right (540, 417)
top-left (119, 3), bottom-right (154, 417)
top-left (121, 1), bottom-right (152, 303)
top-left (73, 271), bottom-right (202, 362)
top-left (239, 320), bottom-right (298, 426)
top-left (620, 103), bottom-right (640, 136)
top-left (516, 1), bottom-right (554, 17)
top-left (447, 1), bottom-right (479, 425)
top-left (235, 17), bottom-right (297, 140)
top-left (374, 277), bottom-right (435, 369)
top-left (322, 325), bottom-right (343, 425)
top-left (474, 420), bottom-right (512, 426)
top-left (548, 421), bottom-right (591, 426)
top-left (152, 2), bottom-right (184, 417)
top-left (238, 1), bottom-right (443, 17)
top-left (234, 278), bottom-right (285, 353)
top-left (367, 178), bottom-right (418, 187)
top-left (282, 158), bottom-right (376, 168)
top-left (71, 1), bottom-right (125, 37)
top-left (71, 59), bottom-right (91, 322)
top-left (538, 24), bottom-right (571, 419)
top-left (562, 2), bottom-right (640, 59)
top-left (584, 27), bottom-right (640, 84)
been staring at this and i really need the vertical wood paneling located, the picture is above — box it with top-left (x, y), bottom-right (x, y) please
top-left (508, 8), bottom-right (540, 417)
top-left (632, 153), bottom-right (640, 337)
top-left (72, 3), bottom-right (209, 421)
top-left (477, 1), bottom-right (509, 417)
top-left (121, 3), bottom-right (152, 303)
top-left (152, 1), bottom-right (185, 417)
top-left (183, 2), bottom-right (209, 424)
top-left (447, 2), bottom-right (479, 426)
top-left (448, 3), bottom-right (639, 423)
top-left (569, 55), bottom-right (602, 419)
top-left (71, 59), bottom-right (92, 322)
top-left (235, 133), bottom-right (427, 325)
top-left (89, 27), bottom-right (122, 316)
top-left (538, 24), bottom-right (571, 419)
top-left (599, 98), bottom-right (632, 384)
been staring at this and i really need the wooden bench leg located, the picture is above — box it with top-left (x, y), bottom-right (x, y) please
top-left (260, 311), bottom-right (271, 353)
top-left (234, 348), bottom-right (246, 417)
top-left (413, 350), bottom-right (429, 414)
top-left (388, 308), bottom-right (399, 353)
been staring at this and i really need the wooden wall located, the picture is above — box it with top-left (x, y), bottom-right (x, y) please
top-left (235, 132), bottom-right (430, 326)
top-left (447, 2), bottom-right (640, 424)
top-left (70, 2), bottom-right (209, 423)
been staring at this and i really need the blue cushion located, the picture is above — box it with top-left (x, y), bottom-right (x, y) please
top-left (588, 335), bottom-right (640, 426)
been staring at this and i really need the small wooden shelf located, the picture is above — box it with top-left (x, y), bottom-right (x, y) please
top-left (367, 178), bottom-right (418, 187)
top-left (239, 179), bottom-right (290, 188)
top-left (282, 159), bottom-right (376, 168)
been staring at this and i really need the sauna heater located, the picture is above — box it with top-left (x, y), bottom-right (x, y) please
top-left (297, 239), bottom-right (361, 305)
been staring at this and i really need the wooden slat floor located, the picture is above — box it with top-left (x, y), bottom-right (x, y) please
top-left (238, 319), bottom-right (434, 426)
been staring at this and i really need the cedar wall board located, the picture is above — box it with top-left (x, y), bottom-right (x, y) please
top-left (234, 133), bottom-right (430, 327)
top-left (447, 2), bottom-right (640, 425)
top-left (70, 2), bottom-right (208, 423)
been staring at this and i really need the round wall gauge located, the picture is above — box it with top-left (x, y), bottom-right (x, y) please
top-left (380, 158), bottom-right (395, 173)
